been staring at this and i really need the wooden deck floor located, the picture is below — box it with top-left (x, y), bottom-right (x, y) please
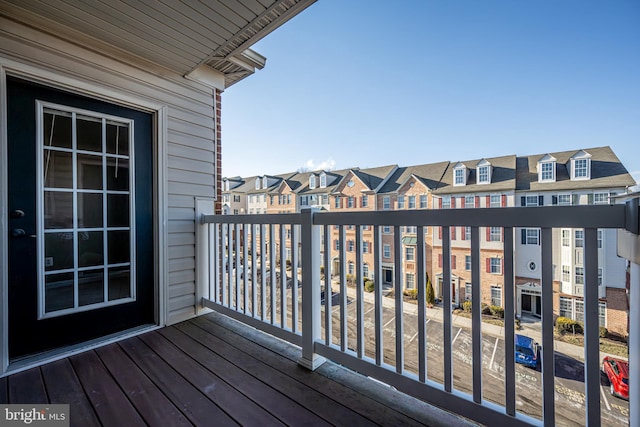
top-left (0, 312), bottom-right (477, 427)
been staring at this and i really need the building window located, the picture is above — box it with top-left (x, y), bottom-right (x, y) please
top-left (233, 209), bottom-right (239, 215)
top-left (490, 286), bottom-right (502, 306)
top-left (348, 262), bottom-right (355, 275)
top-left (363, 241), bottom-right (370, 253)
top-left (398, 195), bottom-right (405, 209)
top-left (557, 194), bottom-right (571, 205)
top-left (300, 196), bottom-right (309, 206)
top-left (522, 228), bottom-right (540, 245)
top-left (322, 195), bottom-right (329, 205)
top-left (383, 196), bottom-right (391, 210)
top-left (489, 227), bottom-right (501, 242)
top-left (335, 197), bottom-right (341, 209)
top-left (442, 196), bottom-right (451, 209)
top-left (525, 195), bottom-right (539, 206)
top-left (594, 192), bottom-right (609, 204)
top-left (405, 247), bottom-right (415, 261)
top-left (255, 178), bottom-right (261, 190)
top-left (466, 195), bottom-right (476, 208)
top-left (405, 226), bottom-right (416, 233)
top-left (598, 267), bottom-right (603, 286)
top-left (465, 226), bottom-right (471, 240)
top-left (405, 273), bottom-right (415, 289)
top-left (465, 283), bottom-right (472, 300)
top-left (478, 166), bottom-right (490, 183)
top-left (363, 264), bottom-right (369, 279)
top-left (489, 258), bottom-right (502, 274)
top-left (382, 226), bottom-right (392, 234)
top-left (598, 229), bottom-right (603, 248)
top-left (562, 265), bottom-right (570, 282)
top-left (320, 173), bottom-right (327, 188)
top-left (559, 297), bottom-right (572, 318)
top-left (309, 175), bottom-right (316, 189)
top-left (575, 230), bottom-right (584, 248)
top-left (575, 300), bottom-right (584, 323)
top-left (347, 240), bottom-right (355, 252)
top-left (574, 159), bottom-right (589, 179)
top-left (420, 195), bottom-right (427, 209)
top-left (334, 240), bottom-right (340, 251)
top-left (408, 195), bottom-right (416, 209)
top-left (383, 244), bottom-right (391, 259)
top-left (540, 162), bottom-right (555, 181)
top-left (454, 168), bottom-right (465, 185)
top-left (562, 229), bottom-right (570, 247)
top-left (347, 196), bottom-right (354, 208)
top-left (465, 255), bottom-right (472, 271)
top-left (575, 267), bottom-right (584, 285)
top-left (361, 195), bottom-right (368, 207)
top-left (347, 225), bottom-right (355, 230)
top-left (599, 302), bottom-right (606, 327)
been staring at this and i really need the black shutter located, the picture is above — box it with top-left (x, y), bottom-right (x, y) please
top-left (521, 196), bottom-right (526, 207)
top-left (521, 229), bottom-right (527, 245)
top-left (538, 229), bottom-right (541, 245)
top-left (538, 195), bottom-right (544, 206)
top-left (552, 195), bottom-right (558, 205)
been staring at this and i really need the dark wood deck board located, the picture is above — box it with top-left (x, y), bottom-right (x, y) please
top-left (95, 343), bottom-right (191, 427)
top-left (159, 326), bottom-right (327, 426)
top-left (139, 331), bottom-right (286, 427)
top-left (179, 319), bottom-right (375, 426)
top-left (118, 336), bottom-right (238, 426)
top-left (8, 367), bottom-right (47, 403)
top-left (40, 358), bottom-right (101, 427)
top-left (194, 314), bottom-right (431, 427)
top-left (69, 351), bottom-right (146, 427)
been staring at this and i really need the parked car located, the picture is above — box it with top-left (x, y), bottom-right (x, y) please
top-left (602, 356), bottom-right (629, 399)
top-left (515, 334), bottom-right (539, 368)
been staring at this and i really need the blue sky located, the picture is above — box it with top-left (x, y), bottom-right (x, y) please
top-left (222, 0), bottom-right (640, 185)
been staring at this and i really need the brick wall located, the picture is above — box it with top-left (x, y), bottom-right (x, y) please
top-left (215, 89), bottom-right (222, 214)
top-left (606, 287), bottom-right (628, 337)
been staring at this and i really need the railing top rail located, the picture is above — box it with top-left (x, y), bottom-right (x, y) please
top-left (202, 212), bottom-right (304, 225)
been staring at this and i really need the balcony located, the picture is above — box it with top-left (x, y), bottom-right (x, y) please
top-left (2, 199), bottom-right (638, 426)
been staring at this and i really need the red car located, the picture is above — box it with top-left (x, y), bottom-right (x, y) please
top-left (602, 356), bottom-right (629, 399)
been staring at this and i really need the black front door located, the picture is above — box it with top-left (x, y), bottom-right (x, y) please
top-left (7, 77), bottom-right (154, 360)
top-left (522, 294), bottom-right (532, 312)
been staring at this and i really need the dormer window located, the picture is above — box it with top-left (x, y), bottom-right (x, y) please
top-left (569, 150), bottom-right (592, 180)
top-left (320, 172), bottom-right (327, 188)
top-left (223, 179), bottom-right (229, 191)
top-left (262, 176), bottom-right (268, 188)
top-left (537, 154), bottom-right (556, 182)
top-left (309, 175), bottom-right (316, 189)
top-left (255, 177), bottom-right (261, 190)
top-left (476, 159), bottom-right (492, 184)
top-left (453, 162), bottom-right (467, 186)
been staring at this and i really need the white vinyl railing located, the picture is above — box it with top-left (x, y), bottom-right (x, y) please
top-left (200, 199), bottom-right (639, 427)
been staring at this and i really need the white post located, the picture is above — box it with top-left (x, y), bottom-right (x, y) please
top-left (630, 261), bottom-right (639, 427)
top-left (195, 198), bottom-right (215, 314)
top-left (298, 208), bottom-right (326, 370)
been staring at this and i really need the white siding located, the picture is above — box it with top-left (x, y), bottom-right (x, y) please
top-left (1, 18), bottom-right (218, 325)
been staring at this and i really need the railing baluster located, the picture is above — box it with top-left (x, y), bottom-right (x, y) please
top-left (471, 226), bottom-right (482, 403)
top-left (443, 226), bottom-right (453, 392)
top-left (374, 225), bottom-right (383, 366)
top-left (417, 225), bottom-right (426, 383)
top-left (280, 223), bottom-right (287, 328)
top-left (324, 224), bottom-right (331, 344)
top-left (584, 228), bottom-right (601, 427)
top-left (394, 225), bottom-right (403, 374)
top-left (356, 225), bottom-right (364, 358)
top-left (251, 224), bottom-right (257, 316)
top-left (243, 224), bottom-right (248, 314)
top-left (235, 223), bottom-right (241, 310)
top-left (213, 223), bottom-right (219, 304)
top-left (339, 225), bottom-right (347, 352)
top-left (260, 224), bottom-right (266, 321)
top-left (222, 223), bottom-right (228, 307)
top-left (503, 227), bottom-right (516, 416)
top-left (292, 224), bottom-right (299, 333)
top-left (541, 227), bottom-right (555, 426)
top-left (270, 224), bottom-right (277, 324)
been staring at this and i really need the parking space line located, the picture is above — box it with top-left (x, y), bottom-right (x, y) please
top-left (600, 384), bottom-right (611, 411)
top-left (364, 306), bottom-right (376, 316)
top-left (409, 331), bottom-right (418, 343)
top-left (489, 337), bottom-right (499, 371)
top-left (383, 316), bottom-right (395, 329)
top-left (452, 327), bottom-right (462, 344)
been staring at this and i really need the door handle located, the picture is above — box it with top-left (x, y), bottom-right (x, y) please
top-left (12, 229), bottom-right (36, 238)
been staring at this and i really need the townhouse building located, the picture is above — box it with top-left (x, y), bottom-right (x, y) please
top-left (221, 145), bottom-right (635, 335)
top-left (221, 176), bottom-right (248, 215)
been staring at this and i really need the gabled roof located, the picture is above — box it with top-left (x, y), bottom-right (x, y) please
top-left (5, 0), bottom-right (317, 88)
top-left (434, 155), bottom-right (517, 194)
top-left (516, 146), bottom-right (635, 191)
top-left (537, 154), bottom-right (556, 163)
top-left (346, 164), bottom-right (397, 192)
top-left (297, 169), bottom-right (348, 195)
top-left (379, 161), bottom-right (450, 193)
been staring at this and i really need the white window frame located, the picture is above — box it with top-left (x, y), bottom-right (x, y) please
top-left (572, 158), bottom-right (590, 180)
top-left (490, 286), bottom-right (502, 306)
top-left (383, 196), bottom-right (390, 210)
top-left (398, 195), bottom-right (405, 209)
top-left (489, 194), bottom-right (501, 208)
top-left (383, 244), bottom-right (391, 259)
top-left (405, 273), bottom-right (415, 289)
top-left (594, 192), bottom-right (609, 205)
top-left (575, 266), bottom-right (584, 285)
top-left (419, 195), bottom-right (427, 209)
top-left (524, 228), bottom-right (540, 245)
top-left (442, 196), bottom-right (451, 209)
top-left (539, 161), bottom-right (555, 181)
top-left (309, 175), bottom-right (316, 189)
top-left (489, 227), bottom-right (501, 242)
top-left (320, 173), bottom-right (327, 188)
top-left (361, 195), bottom-right (368, 207)
top-left (466, 195), bottom-right (476, 208)
top-left (382, 226), bottom-right (392, 234)
top-left (562, 265), bottom-right (570, 282)
top-left (525, 195), bottom-right (539, 206)
top-left (347, 196), bottom-right (354, 208)
top-left (490, 258), bottom-right (502, 274)
top-left (562, 229), bottom-right (571, 247)
top-left (575, 229), bottom-right (584, 248)
top-left (405, 246), bottom-right (415, 261)
top-left (477, 165), bottom-right (490, 184)
top-left (465, 226), bottom-right (471, 240)
top-left (465, 255), bottom-right (472, 271)
top-left (454, 168), bottom-right (465, 186)
top-left (559, 297), bottom-right (572, 318)
top-left (408, 195), bottom-right (416, 209)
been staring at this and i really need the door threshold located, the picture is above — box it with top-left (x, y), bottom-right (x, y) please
top-left (3, 323), bottom-right (159, 377)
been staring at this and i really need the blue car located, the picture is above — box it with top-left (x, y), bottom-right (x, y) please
top-left (515, 334), bottom-right (539, 368)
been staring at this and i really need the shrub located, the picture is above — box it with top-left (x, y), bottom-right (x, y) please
top-left (426, 277), bottom-right (435, 307)
top-left (403, 289), bottom-right (419, 299)
top-left (364, 280), bottom-right (375, 292)
top-left (599, 326), bottom-right (608, 339)
top-left (555, 316), bottom-right (583, 334)
top-left (462, 300), bottom-right (472, 313)
top-left (346, 274), bottom-right (355, 285)
top-left (482, 305), bottom-right (492, 316)
top-left (489, 305), bottom-right (504, 319)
